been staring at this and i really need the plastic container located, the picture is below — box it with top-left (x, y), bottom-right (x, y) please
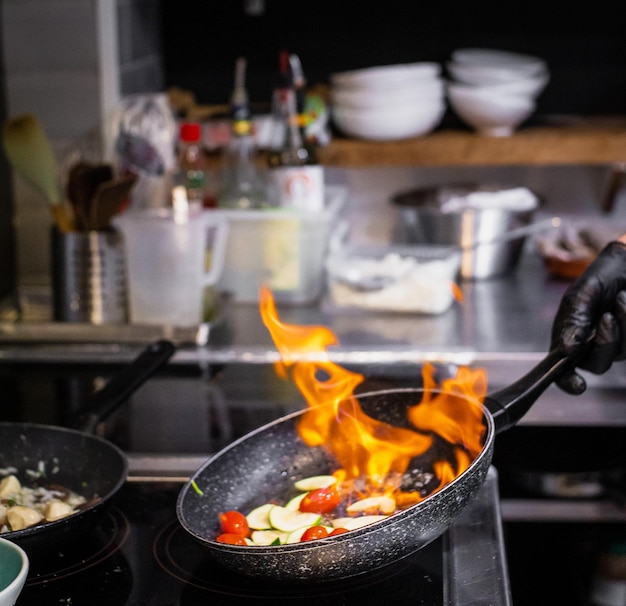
top-left (325, 244), bottom-right (461, 314)
top-left (214, 186), bottom-right (346, 304)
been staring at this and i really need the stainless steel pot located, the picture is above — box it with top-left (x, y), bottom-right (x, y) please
top-left (391, 183), bottom-right (542, 280)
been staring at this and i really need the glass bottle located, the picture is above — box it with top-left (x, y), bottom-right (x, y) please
top-left (217, 57), bottom-right (267, 209)
top-left (177, 122), bottom-right (211, 210)
top-left (266, 54), bottom-right (324, 211)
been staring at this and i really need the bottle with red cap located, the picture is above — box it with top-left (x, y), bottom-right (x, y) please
top-left (177, 121), bottom-right (216, 209)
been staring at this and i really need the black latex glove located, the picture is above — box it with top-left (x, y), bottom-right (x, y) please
top-left (550, 240), bottom-right (626, 394)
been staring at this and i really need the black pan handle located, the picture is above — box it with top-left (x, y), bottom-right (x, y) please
top-left (483, 347), bottom-right (575, 433)
top-left (75, 340), bottom-right (176, 434)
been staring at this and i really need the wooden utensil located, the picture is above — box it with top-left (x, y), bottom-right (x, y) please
top-left (2, 114), bottom-right (74, 232)
top-left (90, 175), bottom-right (137, 230)
top-left (66, 162), bottom-right (114, 231)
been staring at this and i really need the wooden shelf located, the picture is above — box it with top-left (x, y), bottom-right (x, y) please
top-left (318, 116), bottom-right (626, 167)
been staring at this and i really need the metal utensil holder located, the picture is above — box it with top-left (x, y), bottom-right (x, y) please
top-left (51, 228), bottom-right (127, 323)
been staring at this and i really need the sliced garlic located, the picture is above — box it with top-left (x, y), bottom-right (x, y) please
top-left (6, 505), bottom-right (44, 530)
top-left (44, 500), bottom-right (74, 521)
top-left (346, 495), bottom-right (396, 515)
top-left (0, 474), bottom-right (21, 497)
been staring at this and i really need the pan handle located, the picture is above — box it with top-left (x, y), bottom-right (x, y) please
top-left (74, 340), bottom-right (176, 434)
top-left (483, 347), bottom-right (575, 433)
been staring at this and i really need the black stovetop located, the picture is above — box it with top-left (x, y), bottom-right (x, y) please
top-left (16, 482), bottom-right (445, 606)
top-left (2, 366), bottom-right (511, 606)
top-left (11, 468), bottom-right (511, 606)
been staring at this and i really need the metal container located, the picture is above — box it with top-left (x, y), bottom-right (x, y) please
top-left (51, 228), bottom-right (127, 324)
top-left (391, 183), bottom-right (540, 280)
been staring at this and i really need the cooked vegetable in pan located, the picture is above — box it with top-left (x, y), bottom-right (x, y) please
top-left (0, 473), bottom-right (88, 533)
top-left (215, 473), bottom-right (426, 546)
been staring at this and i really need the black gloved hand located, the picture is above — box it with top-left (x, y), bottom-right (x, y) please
top-left (550, 240), bottom-right (626, 394)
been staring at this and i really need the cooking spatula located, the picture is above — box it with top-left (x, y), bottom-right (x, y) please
top-left (2, 113), bottom-right (74, 232)
top-left (89, 174), bottom-right (137, 230)
top-left (66, 161), bottom-right (114, 231)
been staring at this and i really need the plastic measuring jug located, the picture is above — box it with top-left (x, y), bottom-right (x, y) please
top-left (114, 208), bottom-right (228, 326)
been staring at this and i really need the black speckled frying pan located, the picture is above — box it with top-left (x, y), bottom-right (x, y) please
top-left (177, 346), bottom-right (577, 582)
top-left (0, 340), bottom-right (175, 550)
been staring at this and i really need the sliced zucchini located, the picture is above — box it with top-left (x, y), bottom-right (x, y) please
top-left (246, 503), bottom-right (274, 530)
top-left (285, 493), bottom-right (306, 511)
top-left (284, 526), bottom-right (310, 544)
top-left (250, 529), bottom-right (289, 545)
top-left (268, 505), bottom-right (322, 532)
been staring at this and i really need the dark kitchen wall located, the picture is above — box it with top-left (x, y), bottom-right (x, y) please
top-left (0, 7), bottom-right (17, 299)
top-left (161, 0), bottom-right (626, 115)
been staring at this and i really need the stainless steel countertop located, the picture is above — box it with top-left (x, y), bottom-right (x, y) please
top-left (0, 252), bottom-right (566, 363)
top-left (1, 250), bottom-right (623, 381)
top-left (2, 250), bottom-right (626, 428)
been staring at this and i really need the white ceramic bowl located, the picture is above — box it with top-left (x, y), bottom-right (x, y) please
top-left (446, 70), bottom-right (549, 99)
top-left (447, 85), bottom-right (536, 137)
top-left (331, 100), bottom-right (446, 140)
top-left (446, 67), bottom-right (549, 100)
top-left (447, 60), bottom-right (550, 92)
top-left (331, 78), bottom-right (445, 108)
top-left (451, 48), bottom-right (547, 75)
top-left (0, 538), bottom-right (29, 606)
top-left (330, 62), bottom-right (441, 90)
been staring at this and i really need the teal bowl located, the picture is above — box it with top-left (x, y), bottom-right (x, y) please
top-left (0, 537), bottom-right (28, 606)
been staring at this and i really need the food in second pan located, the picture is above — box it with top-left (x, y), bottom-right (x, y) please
top-left (0, 473), bottom-right (88, 533)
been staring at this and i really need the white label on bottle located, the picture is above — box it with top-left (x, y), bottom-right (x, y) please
top-left (270, 166), bottom-right (325, 212)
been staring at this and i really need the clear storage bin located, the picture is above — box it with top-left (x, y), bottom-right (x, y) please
top-left (214, 186), bottom-right (346, 304)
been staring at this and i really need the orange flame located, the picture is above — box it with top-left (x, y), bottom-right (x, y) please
top-left (451, 281), bottom-right (464, 303)
top-left (259, 287), bottom-right (487, 506)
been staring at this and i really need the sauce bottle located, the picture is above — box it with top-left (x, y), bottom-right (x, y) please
top-left (217, 57), bottom-right (267, 209)
top-left (266, 52), bottom-right (324, 212)
top-left (177, 121), bottom-right (216, 209)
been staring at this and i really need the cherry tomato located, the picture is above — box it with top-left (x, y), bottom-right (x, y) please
top-left (219, 510), bottom-right (250, 537)
top-left (299, 486), bottom-right (340, 514)
top-left (301, 525), bottom-right (329, 542)
top-left (329, 527), bottom-right (349, 536)
top-left (216, 533), bottom-right (247, 545)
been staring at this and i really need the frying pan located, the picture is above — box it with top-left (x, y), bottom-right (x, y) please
top-left (0, 339), bottom-right (175, 550)
top-left (177, 346), bottom-right (578, 581)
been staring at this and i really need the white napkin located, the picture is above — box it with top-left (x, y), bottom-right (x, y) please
top-left (441, 187), bottom-right (539, 213)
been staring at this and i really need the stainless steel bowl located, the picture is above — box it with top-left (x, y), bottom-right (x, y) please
top-left (391, 183), bottom-right (541, 280)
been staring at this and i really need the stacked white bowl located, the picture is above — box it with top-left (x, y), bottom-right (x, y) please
top-left (329, 62), bottom-right (446, 141)
top-left (446, 48), bottom-right (549, 137)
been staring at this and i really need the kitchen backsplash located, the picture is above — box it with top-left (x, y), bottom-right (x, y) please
top-left (1, 0), bottom-right (163, 283)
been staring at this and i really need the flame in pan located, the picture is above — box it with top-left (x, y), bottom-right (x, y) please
top-left (259, 287), bottom-right (487, 506)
